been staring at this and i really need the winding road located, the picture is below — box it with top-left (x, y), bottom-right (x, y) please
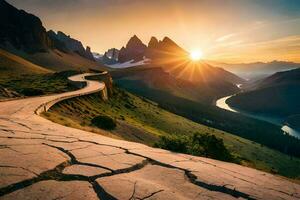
top-left (0, 73), bottom-right (299, 200)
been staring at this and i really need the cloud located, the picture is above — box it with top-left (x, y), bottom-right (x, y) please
top-left (216, 34), bottom-right (236, 42)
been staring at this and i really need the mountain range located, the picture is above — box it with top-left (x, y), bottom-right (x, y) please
top-left (0, 0), bottom-right (104, 72)
top-left (112, 35), bottom-right (245, 104)
top-left (209, 60), bottom-right (300, 80)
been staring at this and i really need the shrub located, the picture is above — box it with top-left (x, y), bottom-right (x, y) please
top-left (20, 88), bottom-right (44, 96)
top-left (189, 133), bottom-right (234, 161)
top-left (155, 133), bottom-right (236, 162)
top-left (91, 115), bottom-right (116, 130)
top-left (154, 135), bottom-right (188, 153)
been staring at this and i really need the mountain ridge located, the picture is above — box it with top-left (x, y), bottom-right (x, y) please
top-left (227, 68), bottom-right (300, 120)
top-left (0, 0), bottom-right (103, 72)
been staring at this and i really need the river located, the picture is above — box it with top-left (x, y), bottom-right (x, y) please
top-left (216, 95), bottom-right (300, 139)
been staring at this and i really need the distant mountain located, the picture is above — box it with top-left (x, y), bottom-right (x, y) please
top-left (112, 65), bottom-right (240, 104)
top-left (255, 67), bottom-right (300, 89)
top-left (118, 35), bottom-right (147, 63)
top-left (92, 52), bottom-right (103, 60)
top-left (227, 68), bottom-right (300, 126)
top-left (211, 60), bottom-right (300, 80)
top-left (97, 48), bottom-right (119, 65)
top-left (118, 35), bottom-right (244, 85)
top-left (105, 48), bottom-right (119, 61)
top-left (145, 36), bottom-right (244, 85)
top-left (161, 61), bottom-right (245, 85)
top-left (0, 0), bottom-right (103, 71)
top-left (113, 35), bottom-right (245, 104)
top-left (145, 36), bottom-right (188, 60)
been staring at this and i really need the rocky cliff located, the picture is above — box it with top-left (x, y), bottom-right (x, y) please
top-left (0, 0), bottom-right (52, 53)
top-left (49, 31), bottom-right (95, 61)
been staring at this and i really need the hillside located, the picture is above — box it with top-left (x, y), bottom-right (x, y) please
top-left (111, 65), bottom-right (240, 104)
top-left (44, 86), bottom-right (300, 179)
top-left (255, 67), bottom-right (300, 89)
top-left (0, 0), bottom-right (106, 72)
top-left (227, 68), bottom-right (300, 132)
top-left (22, 49), bottom-right (104, 72)
top-left (145, 36), bottom-right (245, 85)
top-left (227, 68), bottom-right (300, 118)
top-left (0, 49), bottom-right (51, 75)
top-left (114, 76), bottom-right (300, 157)
top-left (160, 61), bottom-right (245, 85)
top-left (0, 70), bottom-right (80, 100)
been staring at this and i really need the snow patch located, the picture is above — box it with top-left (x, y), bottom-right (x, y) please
top-left (107, 58), bottom-right (150, 69)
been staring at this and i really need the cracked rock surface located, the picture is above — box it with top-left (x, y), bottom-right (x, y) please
top-left (0, 73), bottom-right (299, 200)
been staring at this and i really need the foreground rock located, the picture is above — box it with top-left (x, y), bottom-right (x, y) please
top-left (0, 73), bottom-right (299, 200)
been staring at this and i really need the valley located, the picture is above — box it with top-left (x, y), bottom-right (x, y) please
top-left (225, 68), bottom-right (300, 138)
top-left (216, 94), bottom-right (300, 139)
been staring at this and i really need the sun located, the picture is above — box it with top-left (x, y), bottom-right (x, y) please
top-left (189, 50), bottom-right (203, 61)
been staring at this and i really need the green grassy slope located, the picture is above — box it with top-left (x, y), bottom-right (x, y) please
top-left (44, 87), bottom-right (300, 179)
top-left (0, 71), bottom-right (79, 99)
top-left (0, 49), bottom-right (82, 99)
top-left (114, 79), bottom-right (300, 158)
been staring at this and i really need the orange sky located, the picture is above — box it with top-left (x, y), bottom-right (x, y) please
top-left (7, 0), bottom-right (300, 63)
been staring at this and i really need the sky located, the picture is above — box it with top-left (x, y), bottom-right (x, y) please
top-left (7, 0), bottom-right (300, 63)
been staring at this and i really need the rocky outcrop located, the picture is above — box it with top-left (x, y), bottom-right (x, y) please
top-left (99, 48), bottom-right (119, 65)
top-left (85, 46), bottom-right (94, 61)
top-left (105, 48), bottom-right (119, 61)
top-left (49, 31), bottom-right (95, 61)
top-left (0, 0), bottom-right (52, 53)
top-left (47, 30), bottom-right (69, 53)
top-left (0, 0), bottom-right (95, 62)
top-left (118, 35), bottom-right (147, 63)
top-left (0, 86), bottom-right (21, 99)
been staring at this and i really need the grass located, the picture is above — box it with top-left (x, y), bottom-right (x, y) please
top-left (44, 87), bottom-right (300, 180)
top-left (0, 71), bottom-right (79, 99)
top-left (114, 79), bottom-right (300, 158)
top-left (0, 48), bottom-right (51, 74)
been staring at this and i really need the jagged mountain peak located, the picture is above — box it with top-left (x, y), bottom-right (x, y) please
top-left (162, 36), bottom-right (173, 43)
top-left (118, 35), bottom-right (147, 63)
top-left (148, 36), bottom-right (159, 48)
top-left (126, 35), bottom-right (146, 49)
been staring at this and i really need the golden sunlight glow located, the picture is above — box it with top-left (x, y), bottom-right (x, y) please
top-left (190, 50), bottom-right (203, 61)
